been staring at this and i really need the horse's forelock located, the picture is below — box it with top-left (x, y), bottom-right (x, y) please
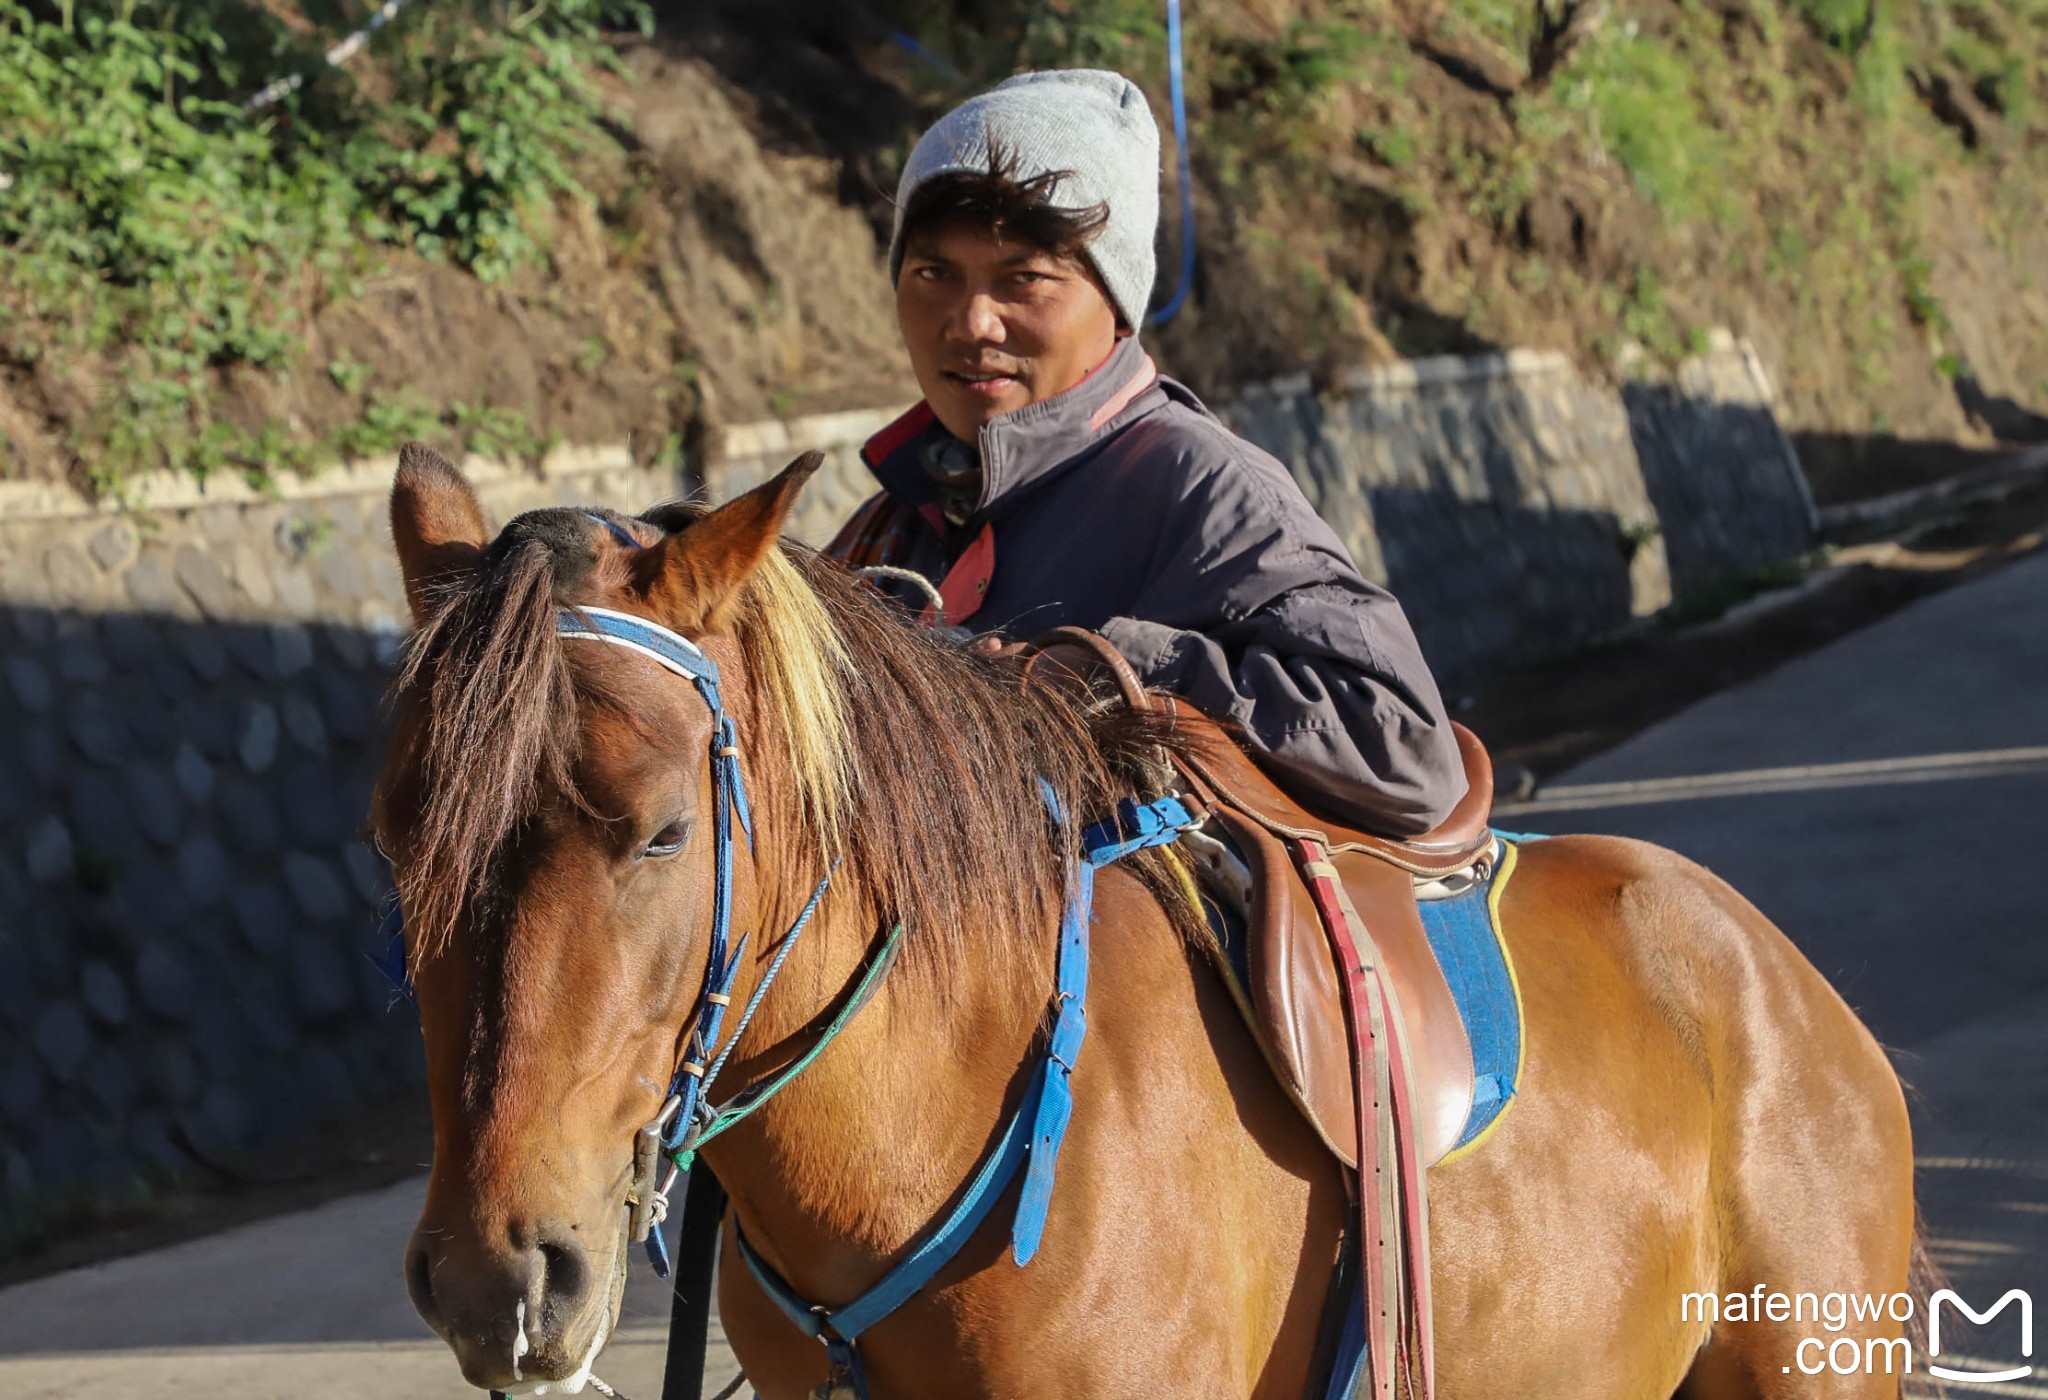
top-left (394, 515), bottom-right (593, 960)
top-left (737, 545), bottom-right (856, 866)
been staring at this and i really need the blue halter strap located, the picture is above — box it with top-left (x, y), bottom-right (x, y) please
top-left (554, 604), bottom-right (845, 1277)
top-left (732, 787), bottom-right (1196, 1397)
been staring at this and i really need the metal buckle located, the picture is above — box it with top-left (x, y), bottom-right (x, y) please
top-left (626, 1095), bottom-right (683, 1243)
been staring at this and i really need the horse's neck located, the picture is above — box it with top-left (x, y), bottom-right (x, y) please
top-left (704, 894), bottom-right (1051, 1294)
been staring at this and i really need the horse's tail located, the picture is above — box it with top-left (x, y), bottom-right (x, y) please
top-left (1904, 1219), bottom-right (1947, 1399)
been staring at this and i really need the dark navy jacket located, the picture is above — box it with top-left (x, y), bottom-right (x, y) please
top-left (828, 335), bottom-right (1466, 836)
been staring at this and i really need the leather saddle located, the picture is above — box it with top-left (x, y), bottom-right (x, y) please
top-left (1021, 629), bottom-right (1498, 1169)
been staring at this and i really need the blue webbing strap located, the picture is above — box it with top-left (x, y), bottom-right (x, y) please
top-left (1014, 852), bottom-right (1089, 1266)
top-left (734, 1074), bottom-right (1042, 1345)
top-left (372, 898), bottom-right (413, 1006)
top-left (1326, 1248), bottom-right (1369, 1400)
top-left (1013, 791), bottom-right (1193, 1262)
top-left (1080, 793), bottom-right (1195, 866)
top-left (727, 793), bottom-right (1194, 1385)
top-left (585, 512), bottom-right (643, 550)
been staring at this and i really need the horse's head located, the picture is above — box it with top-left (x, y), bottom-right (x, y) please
top-left (373, 443), bottom-right (821, 1391)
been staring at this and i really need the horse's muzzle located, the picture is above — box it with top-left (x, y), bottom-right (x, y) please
top-left (405, 1214), bottom-right (614, 1390)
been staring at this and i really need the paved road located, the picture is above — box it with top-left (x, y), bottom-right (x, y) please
top-left (3, 549), bottom-right (2044, 1397)
top-left (0, 1175), bottom-right (736, 1397)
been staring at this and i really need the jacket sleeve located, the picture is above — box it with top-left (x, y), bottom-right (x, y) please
top-left (1094, 432), bottom-right (1466, 836)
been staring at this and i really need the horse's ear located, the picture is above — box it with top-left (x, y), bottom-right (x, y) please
top-left (390, 441), bottom-right (488, 626)
top-left (635, 451), bottom-right (822, 635)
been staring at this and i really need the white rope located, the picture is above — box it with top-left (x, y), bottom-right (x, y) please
top-left (242, 0), bottom-right (405, 112)
top-left (855, 564), bottom-right (946, 626)
top-left (579, 1365), bottom-right (743, 1398)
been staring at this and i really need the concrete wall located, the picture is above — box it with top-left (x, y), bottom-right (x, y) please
top-left (0, 337), bottom-right (1816, 1235)
top-left (1219, 337), bottom-right (1816, 674)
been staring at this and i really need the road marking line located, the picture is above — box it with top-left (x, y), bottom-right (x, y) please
top-left (1499, 745), bottom-right (2048, 815)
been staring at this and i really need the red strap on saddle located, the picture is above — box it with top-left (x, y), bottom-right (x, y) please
top-left (1293, 839), bottom-right (1437, 1400)
top-left (918, 523), bottom-right (995, 629)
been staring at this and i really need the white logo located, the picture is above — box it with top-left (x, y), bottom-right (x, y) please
top-left (1928, 1288), bottom-right (2034, 1384)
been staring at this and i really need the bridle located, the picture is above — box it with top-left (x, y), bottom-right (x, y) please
top-left (550, 604), bottom-right (887, 1278)
top-left (383, 565), bottom-right (1196, 1399)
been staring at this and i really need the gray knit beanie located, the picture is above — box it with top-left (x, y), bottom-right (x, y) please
top-left (890, 69), bottom-right (1161, 330)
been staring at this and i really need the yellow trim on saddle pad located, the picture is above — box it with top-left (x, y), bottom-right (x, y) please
top-left (1434, 837), bottom-right (1527, 1166)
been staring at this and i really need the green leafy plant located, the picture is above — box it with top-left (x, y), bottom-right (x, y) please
top-left (281, 511), bottom-right (339, 560)
top-left (327, 356), bottom-right (373, 394)
top-left (1562, 25), bottom-right (1722, 222)
top-left (449, 400), bottom-right (555, 460)
top-left (0, 0), bottom-right (648, 491)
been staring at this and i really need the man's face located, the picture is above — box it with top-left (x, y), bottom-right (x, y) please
top-left (895, 223), bottom-right (1121, 443)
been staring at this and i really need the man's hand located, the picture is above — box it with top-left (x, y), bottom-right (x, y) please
top-left (967, 633), bottom-right (1029, 660)
top-left (961, 632), bottom-right (1104, 699)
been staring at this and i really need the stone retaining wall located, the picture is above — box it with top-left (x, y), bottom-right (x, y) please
top-left (0, 338), bottom-right (1816, 1236)
top-left (718, 336), bottom-right (1816, 678)
top-left (0, 449), bottom-right (680, 1237)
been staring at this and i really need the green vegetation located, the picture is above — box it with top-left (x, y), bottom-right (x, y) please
top-left (0, 0), bottom-right (646, 493)
top-left (1558, 27), bottom-right (1723, 224)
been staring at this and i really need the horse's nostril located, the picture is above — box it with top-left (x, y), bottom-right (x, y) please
top-left (406, 1239), bottom-right (439, 1324)
top-left (538, 1232), bottom-right (591, 1310)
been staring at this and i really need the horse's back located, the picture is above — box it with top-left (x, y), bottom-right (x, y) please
top-left (1433, 832), bottom-right (1914, 1397)
top-left (1498, 830), bottom-right (1903, 1099)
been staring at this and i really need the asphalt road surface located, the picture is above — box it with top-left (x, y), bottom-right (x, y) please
top-left (3, 549), bottom-right (2044, 1398)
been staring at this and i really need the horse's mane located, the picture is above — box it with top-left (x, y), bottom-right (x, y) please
top-left (392, 501), bottom-right (1204, 999)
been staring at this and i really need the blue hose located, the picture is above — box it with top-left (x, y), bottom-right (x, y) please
top-left (1148, 0), bottom-right (1196, 327)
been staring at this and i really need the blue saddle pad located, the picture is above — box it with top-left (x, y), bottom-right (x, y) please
top-left (1417, 831), bottom-right (1531, 1153)
top-left (1204, 829), bottom-right (1533, 1156)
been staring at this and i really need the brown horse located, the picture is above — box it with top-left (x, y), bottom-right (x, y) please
top-left (375, 442), bottom-right (1917, 1399)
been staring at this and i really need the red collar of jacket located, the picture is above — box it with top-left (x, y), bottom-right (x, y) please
top-left (860, 335), bottom-right (1166, 531)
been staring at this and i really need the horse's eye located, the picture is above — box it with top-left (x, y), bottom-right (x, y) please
top-left (643, 820), bottom-right (691, 859)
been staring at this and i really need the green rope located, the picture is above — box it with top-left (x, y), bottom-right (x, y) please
top-left (672, 923), bottom-right (907, 1173)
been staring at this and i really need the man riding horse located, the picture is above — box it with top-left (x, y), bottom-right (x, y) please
top-left (830, 69), bottom-right (1466, 837)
